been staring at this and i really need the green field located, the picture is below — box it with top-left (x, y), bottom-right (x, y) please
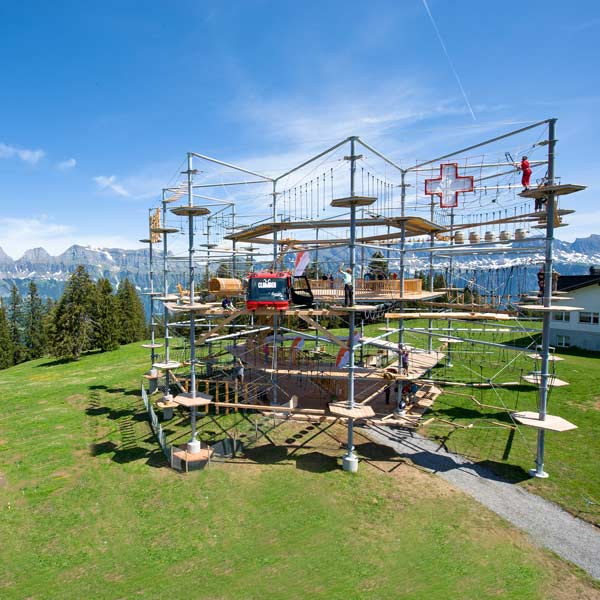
top-left (1, 342), bottom-right (599, 599)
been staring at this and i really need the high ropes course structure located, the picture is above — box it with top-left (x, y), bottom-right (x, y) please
top-left (137, 118), bottom-right (585, 475)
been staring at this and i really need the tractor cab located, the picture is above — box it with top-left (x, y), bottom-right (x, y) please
top-left (246, 272), bottom-right (314, 310)
top-left (246, 272), bottom-right (291, 310)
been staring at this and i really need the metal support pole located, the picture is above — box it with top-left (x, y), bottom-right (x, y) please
top-left (343, 137), bottom-right (359, 473)
top-left (161, 191), bottom-right (172, 407)
top-left (428, 192), bottom-right (435, 353)
top-left (231, 206), bottom-right (237, 277)
top-left (531, 118), bottom-right (557, 479)
top-left (398, 173), bottom-right (407, 351)
top-left (271, 180), bottom-right (279, 406)
top-left (186, 154), bottom-right (200, 453)
top-left (148, 212), bottom-right (157, 368)
top-left (447, 208), bottom-right (455, 368)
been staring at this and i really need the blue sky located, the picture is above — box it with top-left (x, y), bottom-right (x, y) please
top-left (0, 0), bottom-right (598, 258)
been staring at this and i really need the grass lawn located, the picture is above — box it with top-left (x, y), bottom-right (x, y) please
top-left (0, 343), bottom-right (599, 598)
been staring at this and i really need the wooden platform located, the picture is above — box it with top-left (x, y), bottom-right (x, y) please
top-left (512, 411), bottom-right (577, 432)
top-left (522, 296), bottom-right (573, 302)
top-left (526, 353), bottom-right (564, 362)
top-left (330, 195), bottom-right (377, 207)
top-left (156, 399), bottom-right (178, 409)
top-left (519, 304), bottom-right (583, 312)
top-left (519, 184), bottom-right (586, 199)
top-left (172, 392), bottom-right (213, 407)
top-left (385, 311), bottom-right (515, 321)
top-left (225, 215), bottom-right (443, 243)
top-left (328, 402), bottom-right (375, 419)
top-left (172, 445), bottom-right (214, 462)
top-left (153, 361), bottom-right (182, 370)
top-left (170, 205), bottom-right (210, 217)
top-left (521, 374), bottom-right (569, 387)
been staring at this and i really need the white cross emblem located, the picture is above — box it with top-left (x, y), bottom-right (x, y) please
top-left (425, 163), bottom-right (474, 208)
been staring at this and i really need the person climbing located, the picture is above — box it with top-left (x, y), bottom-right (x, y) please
top-left (537, 266), bottom-right (545, 296)
top-left (402, 349), bottom-right (410, 375)
top-left (339, 266), bottom-right (354, 306)
top-left (234, 358), bottom-right (244, 384)
top-left (518, 156), bottom-right (532, 191)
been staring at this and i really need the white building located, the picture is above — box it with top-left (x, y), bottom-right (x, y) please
top-left (549, 267), bottom-right (600, 351)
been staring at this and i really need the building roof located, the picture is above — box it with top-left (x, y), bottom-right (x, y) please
top-left (556, 274), bottom-right (600, 292)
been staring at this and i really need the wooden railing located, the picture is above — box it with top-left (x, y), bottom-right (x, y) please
top-left (309, 278), bottom-right (422, 295)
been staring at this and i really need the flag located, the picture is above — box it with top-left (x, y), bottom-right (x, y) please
top-left (291, 337), bottom-right (305, 351)
top-left (293, 251), bottom-right (310, 276)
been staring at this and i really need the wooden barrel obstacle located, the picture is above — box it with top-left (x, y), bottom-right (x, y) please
top-left (209, 277), bottom-right (244, 297)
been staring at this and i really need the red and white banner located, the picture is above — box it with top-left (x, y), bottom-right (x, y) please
top-left (291, 336), bottom-right (305, 351)
top-left (335, 332), bottom-right (361, 368)
top-left (293, 251), bottom-right (310, 276)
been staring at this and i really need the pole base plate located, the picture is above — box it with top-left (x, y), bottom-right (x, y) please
top-left (529, 468), bottom-right (549, 479)
top-left (342, 454), bottom-right (359, 473)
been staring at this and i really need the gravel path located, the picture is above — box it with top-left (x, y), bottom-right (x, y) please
top-left (364, 425), bottom-right (600, 580)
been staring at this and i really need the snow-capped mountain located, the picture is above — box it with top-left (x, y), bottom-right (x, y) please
top-left (0, 244), bottom-right (188, 301)
top-left (0, 235), bottom-right (598, 302)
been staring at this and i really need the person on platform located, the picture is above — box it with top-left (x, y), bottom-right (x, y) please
top-left (401, 349), bottom-right (410, 375)
top-left (518, 156), bottom-right (532, 191)
top-left (234, 358), bottom-right (244, 384)
top-left (221, 296), bottom-right (234, 310)
top-left (339, 266), bottom-right (354, 306)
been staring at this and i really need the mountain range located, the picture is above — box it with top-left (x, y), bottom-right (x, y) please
top-left (1, 235), bottom-right (599, 302)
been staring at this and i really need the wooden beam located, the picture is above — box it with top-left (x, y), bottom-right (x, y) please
top-left (211, 402), bottom-right (326, 415)
top-left (297, 313), bottom-right (348, 350)
top-left (195, 311), bottom-right (242, 346)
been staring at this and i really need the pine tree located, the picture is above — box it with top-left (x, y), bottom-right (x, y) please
top-left (0, 303), bottom-right (14, 369)
top-left (51, 266), bottom-right (96, 360)
top-left (7, 283), bottom-right (26, 364)
top-left (116, 278), bottom-right (146, 344)
top-left (23, 281), bottom-right (47, 359)
top-left (216, 262), bottom-right (231, 278)
top-left (93, 278), bottom-right (120, 352)
top-left (369, 251), bottom-right (389, 278)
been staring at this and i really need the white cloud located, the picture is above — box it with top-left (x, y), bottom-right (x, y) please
top-left (0, 142), bottom-right (45, 164)
top-left (57, 158), bottom-right (76, 170)
top-left (0, 216), bottom-right (137, 259)
top-left (93, 175), bottom-right (130, 197)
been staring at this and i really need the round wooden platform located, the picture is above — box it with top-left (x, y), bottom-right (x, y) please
top-left (152, 361), bottom-right (182, 370)
top-left (170, 205), bottom-right (211, 217)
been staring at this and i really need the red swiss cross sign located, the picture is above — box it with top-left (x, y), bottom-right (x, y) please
top-left (424, 163), bottom-right (474, 208)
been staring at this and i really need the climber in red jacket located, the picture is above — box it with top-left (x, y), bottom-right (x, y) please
top-left (520, 156), bottom-right (532, 190)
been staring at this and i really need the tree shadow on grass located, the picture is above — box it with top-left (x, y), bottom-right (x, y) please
top-left (35, 357), bottom-right (74, 368)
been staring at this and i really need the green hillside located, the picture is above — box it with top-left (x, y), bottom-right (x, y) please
top-left (0, 344), bottom-right (598, 599)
